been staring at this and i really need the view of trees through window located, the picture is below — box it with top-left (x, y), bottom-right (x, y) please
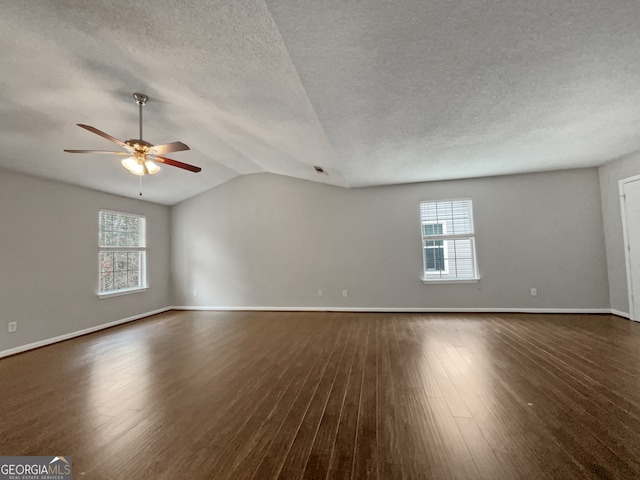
top-left (99, 211), bottom-right (146, 294)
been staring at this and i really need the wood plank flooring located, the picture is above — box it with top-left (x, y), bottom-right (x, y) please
top-left (1, 311), bottom-right (640, 479)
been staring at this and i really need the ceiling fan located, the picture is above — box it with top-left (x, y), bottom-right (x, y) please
top-left (64, 93), bottom-right (201, 176)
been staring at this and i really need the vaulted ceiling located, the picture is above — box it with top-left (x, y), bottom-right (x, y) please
top-left (2, 1), bottom-right (640, 204)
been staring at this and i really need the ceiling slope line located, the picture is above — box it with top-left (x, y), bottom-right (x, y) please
top-left (262, 0), bottom-right (350, 188)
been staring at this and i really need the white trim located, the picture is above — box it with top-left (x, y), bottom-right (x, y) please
top-left (618, 173), bottom-right (640, 189)
top-left (419, 196), bottom-right (474, 207)
top-left (99, 208), bottom-right (146, 219)
top-left (0, 307), bottom-right (171, 359)
top-left (171, 305), bottom-right (612, 314)
top-left (619, 176), bottom-right (640, 321)
top-left (98, 287), bottom-right (149, 299)
top-left (610, 309), bottom-right (631, 319)
top-left (424, 232), bottom-right (476, 241)
top-left (422, 278), bottom-right (480, 284)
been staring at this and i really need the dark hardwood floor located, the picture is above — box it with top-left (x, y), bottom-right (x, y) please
top-left (1, 310), bottom-right (640, 479)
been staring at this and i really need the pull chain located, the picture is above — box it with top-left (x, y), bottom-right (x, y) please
top-left (139, 174), bottom-right (143, 196)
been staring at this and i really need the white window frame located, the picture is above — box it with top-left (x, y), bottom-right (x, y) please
top-left (423, 221), bottom-right (449, 275)
top-left (98, 209), bottom-right (147, 298)
top-left (420, 198), bottom-right (479, 284)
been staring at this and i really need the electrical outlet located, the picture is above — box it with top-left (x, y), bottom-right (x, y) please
top-left (342, 290), bottom-right (348, 297)
top-left (318, 289), bottom-right (323, 297)
top-left (8, 322), bottom-right (17, 333)
top-left (193, 290), bottom-right (198, 297)
top-left (531, 288), bottom-right (537, 297)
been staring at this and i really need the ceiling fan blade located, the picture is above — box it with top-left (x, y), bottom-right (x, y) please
top-left (150, 141), bottom-right (190, 155)
top-left (155, 155), bottom-right (202, 173)
top-left (64, 149), bottom-right (129, 155)
top-left (77, 124), bottom-right (134, 151)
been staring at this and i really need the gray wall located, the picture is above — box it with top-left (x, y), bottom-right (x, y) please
top-left (171, 169), bottom-right (609, 310)
top-left (0, 162), bottom-right (616, 356)
top-left (0, 168), bottom-right (171, 353)
top-left (599, 152), bottom-right (640, 315)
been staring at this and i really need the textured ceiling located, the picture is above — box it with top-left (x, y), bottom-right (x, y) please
top-left (2, 1), bottom-right (640, 204)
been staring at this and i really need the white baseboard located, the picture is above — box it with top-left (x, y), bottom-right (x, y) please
top-left (172, 305), bottom-right (613, 314)
top-left (0, 307), bottom-right (171, 359)
top-left (610, 309), bottom-right (632, 319)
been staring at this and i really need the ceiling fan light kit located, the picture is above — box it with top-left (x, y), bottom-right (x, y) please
top-left (64, 93), bottom-right (201, 180)
top-left (121, 156), bottom-right (161, 176)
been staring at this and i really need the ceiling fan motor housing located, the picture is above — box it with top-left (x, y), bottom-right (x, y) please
top-left (125, 139), bottom-right (153, 153)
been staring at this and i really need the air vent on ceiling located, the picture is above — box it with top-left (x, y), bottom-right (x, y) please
top-left (313, 165), bottom-right (327, 174)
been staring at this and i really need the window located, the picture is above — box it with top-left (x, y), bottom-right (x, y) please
top-left (98, 210), bottom-right (146, 296)
top-left (420, 199), bottom-right (478, 281)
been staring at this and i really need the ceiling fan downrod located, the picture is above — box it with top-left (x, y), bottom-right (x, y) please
top-left (133, 93), bottom-right (147, 141)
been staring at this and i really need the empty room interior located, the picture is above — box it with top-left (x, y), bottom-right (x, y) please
top-left (2, 1), bottom-right (640, 479)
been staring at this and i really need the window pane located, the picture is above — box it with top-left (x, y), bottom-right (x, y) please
top-left (114, 272), bottom-right (128, 290)
top-left (422, 223), bottom-right (444, 236)
top-left (129, 271), bottom-right (140, 288)
top-left (100, 273), bottom-right (113, 292)
top-left (128, 252), bottom-right (140, 270)
top-left (99, 211), bottom-right (145, 247)
top-left (99, 250), bottom-right (145, 293)
top-left (99, 251), bottom-right (112, 272)
top-left (447, 238), bottom-right (475, 278)
top-left (420, 200), bottom-right (473, 235)
top-left (114, 252), bottom-right (128, 272)
top-left (425, 248), bottom-right (444, 271)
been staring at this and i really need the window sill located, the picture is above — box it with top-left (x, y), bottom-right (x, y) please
top-left (99, 287), bottom-right (148, 299)
top-left (422, 278), bottom-right (480, 285)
